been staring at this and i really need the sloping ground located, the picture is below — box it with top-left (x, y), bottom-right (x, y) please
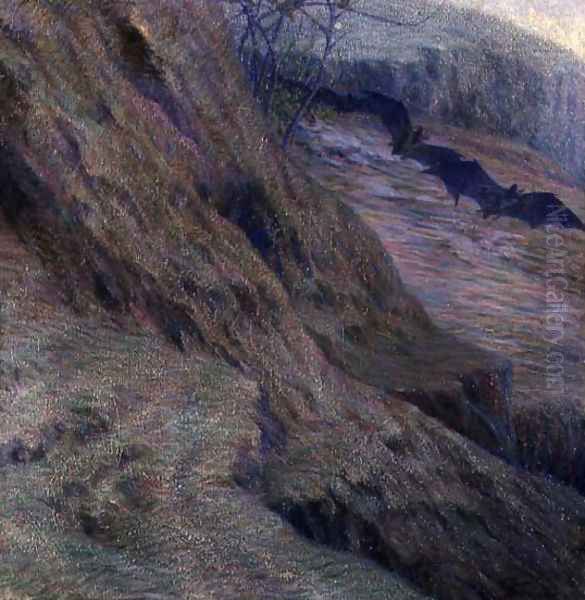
top-left (1, 221), bottom-right (430, 599)
top-left (292, 112), bottom-right (585, 489)
top-left (1, 2), bottom-right (585, 599)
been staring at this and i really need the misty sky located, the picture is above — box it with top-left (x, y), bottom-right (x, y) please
top-left (447, 0), bottom-right (585, 58)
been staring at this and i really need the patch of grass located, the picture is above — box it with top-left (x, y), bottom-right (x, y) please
top-left (69, 393), bottom-right (97, 418)
top-left (271, 86), bottom-right (338, 134)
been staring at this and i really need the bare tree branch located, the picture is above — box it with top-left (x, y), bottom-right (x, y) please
top-left (222, 0), bottom-right (438, 147)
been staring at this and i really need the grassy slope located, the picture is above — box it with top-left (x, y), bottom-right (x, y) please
top-left (0, 2), bottom-right (584, 599)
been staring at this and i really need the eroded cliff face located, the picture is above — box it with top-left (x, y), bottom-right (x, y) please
top-left (1, 2), bottom-right (584, 599)
top-left (337, 43), bottom-right (585, 183)
top-left (281, 0), bottom-right (585, 182)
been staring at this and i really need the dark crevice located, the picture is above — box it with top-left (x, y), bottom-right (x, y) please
top-left (233, 388), bottom-right (288, 490)
top-left (213, 175), bottom-right (314, 282)
top-left (257, 387), bottom-right (288, 458)
top-left (116, 19), bottom-right (162, 80)
top-left (215, 176), bottom-right (285, 277)
top-left (270, 492), bottom-right (561, 600)
top-left (274, 497), bottom-right (396, 578)
top-left (0, 144), bottom-right (49, 226)
top-left (114, 18), bottom-right (196, 142)
top-left (93, 271), bottom-right (122, 310)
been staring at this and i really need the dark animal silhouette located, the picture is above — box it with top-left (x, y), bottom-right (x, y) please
top-left (478, 184), bottom-right (523, 217)
top-left (482, 191), bottom-right (585, 230)
top-left (404, 144), bottom-right (464, 170)
top-left (281, 78), bottom-right (585, 232)
top-left (356, 90), bottom-right (423, 154)
top-left (280, 79), bottom-right (421, 155)
top-left (423, 159), bottom-right (501, 207)
top-left (423, 161), bottom-right (584, 231)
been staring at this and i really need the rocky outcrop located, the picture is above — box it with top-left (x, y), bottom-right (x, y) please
top-left (1, 2), bottom-right (584, 599)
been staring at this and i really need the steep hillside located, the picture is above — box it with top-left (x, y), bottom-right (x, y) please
top-left (1, 2), bottom-right (585, 599)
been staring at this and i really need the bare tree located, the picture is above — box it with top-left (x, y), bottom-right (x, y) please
top-left (224, 0), bottom-right (438, 148)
